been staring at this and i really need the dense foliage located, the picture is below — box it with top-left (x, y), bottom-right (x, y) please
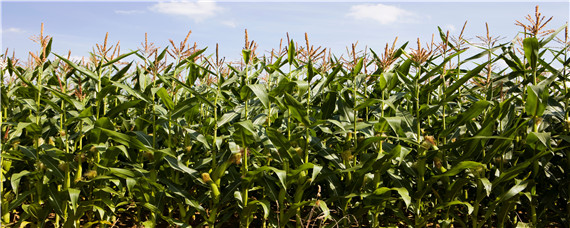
top-left (1, 9), bottom-right (569, 227)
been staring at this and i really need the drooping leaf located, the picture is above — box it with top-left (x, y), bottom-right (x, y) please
top-left (434, 161), bottom-right (484, 178)
top-left (11, 170), bottom-right (32, 195)
top-left (156, 87), bottom-right (175, 111)
top-left (284, 93), bottom-right (310, 126)
top-left (54, 53), bottom-right (99, 81)
top-left (164, 156), bottom-right (201, 182)
top-left (97, 127), bottom-right (150, 152)
top-left (106, 100), bottom-right (141, 118)
top-left (248, 84), bottom-right (270, 109)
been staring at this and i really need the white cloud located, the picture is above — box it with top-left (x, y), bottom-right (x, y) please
top-left (346, 4), bottom-right (417, 25)
top-left (220, 20), bottom-right (237, 28)
top-left (149, 1), bottom-right (224, 22)
top-left (444, 24), bottom-right (456, 32)
top-left (115, 10), bottom-right (145, 15)
top-left (2, 27), bottom-right (25, 33)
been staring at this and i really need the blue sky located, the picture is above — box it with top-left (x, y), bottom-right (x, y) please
top-left (1, 1), bottom-right (569, 63)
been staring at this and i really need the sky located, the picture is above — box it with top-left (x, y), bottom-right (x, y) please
top-left (1, 1), bottom-right (569, 64)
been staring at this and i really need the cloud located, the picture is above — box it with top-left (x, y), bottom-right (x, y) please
top-left (149, 1), bottom-right (224, 22)
top-left (220, 20), bottom-right (237, 28)
top-left (2, 27), bottom-right (25, 33)
top-left (444, 24), bottom-right (456, 32)
top-left (115, 10), bottom-right (145, 15)
top-left (346, 4), bottom-right (417, 25)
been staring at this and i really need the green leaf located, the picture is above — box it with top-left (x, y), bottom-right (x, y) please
top-left (247, 200), bottom-right (270, 219)
top-left (248, 84), bottom-right (270, 109)
top-left (539, 23), bottom-right (568, 47)
top-left (19, 145), bottom-right (37, 160)
top-left (444, 63), bottom-right (486, 97)
top-left (39, 155), bottom-right (65, 179)
top-left (180, 48), bottom-right (208, 66)
top-left (46, 187), bottom-right (65, 218)
top-left (242, 49), bottom-right (251, 65)
top-left (434, 161), bottom-right (483, 178)
top-left (372, 187), bottom-right (392, 195)
top-left (492, 150), bottom-right (550, 185)
top-left (311, 165), bottom-right (322, 184)
top-left (499, 180), bottom-right (528, 203)
top-left (159, 178), bottom-right (206, 213)
top-left (185, 129), bottom-right (211, 150)
top-left (110, 80), bottom-right (151, 103)
top-left (14, 69), bottom-right (37, 90)
top-left (266, 127), bottom-right (302, 165)
top-left (442, 100), bottom-right (491, 137)
top-left (68, 188), bottom-right (81, 212)
top-left (41, 38), bottom-right (53, 60)
top-left (111, 62), bottom-right (133, 81)
top-left (102, 50), bottom-right (138, 67)
top-left (171, 98), bottom-right (196, 119)
top-left (132, 131), bottom-right (153, 147)
top-left (171, 77), bottom-right (215, 108)
top-left (480, 178), bottom-right (492, 197)
top-left (288, 39), bottom-right (295, 65)
top-left (76, 106), bottom-right (93, 118)
top-left (156, 47), bottom-right (169, 63)
top-left (289, 163), bottom-right (316, 176)
top-left (523, 37), bottom-right (539, 70)
top-left (54, 53), bottom-right (99, 81)
top-left (95, 117), bottom-right (114, 130)
top-left (45, 87), bottom-right (84, 110)
top-left (125, 178), bottom-right (136, 193)
top-left (233, 120), bottom-right (257, 146)
top-left (307, 59), bottom-right (315, 82)
top-left (156, 87), bottom-right (175, 111)
top-left (381, 117), bottom-right (407, 138)
top-left (164, 156), bottom-right (200, 181)
top-left (394, 187), bottom-right (411, 208)
top-left (11, 170), bottom-right (32, 195)
top-left (284, 93), bottom-right (310, 126)
top-left (456, 101), bottom-right (491, 125)
top-left (217, 110), bottom-right (240, 127)
top-left (526, 132), bottom-right (551, 149)
top-left (462, 46), bottom-right (502, 63)
top-left (8, 191), bottom-right (33, 211)
top-left (320, 92), bottom-right (337, 119)
top-left (525, 84), bottom-right (545, 117)
top-left (243, 166), bottom-right (287, 189)
top-left (106, 100), bottom-right (141, 118)
top-left (107, 167), bottom-right (137, 178)
top-left (97, 127), bottom-right (150, 152)
top-left (354, 98), bottom-right (382, 111)
top-left (20, 99), bottom-right (38, 113)
top-left (352, 58), bottom-right (364, 75)
top-left (24, 122), bottom-right (42, 135)
top-left (316, 200), bottom-right (331, 221)
top-left (437, 201), bottom-right (474, 215)
top-left (390, 144), bottom-right (412, 165)
top-left (437, 26), bottom-right (455, 50)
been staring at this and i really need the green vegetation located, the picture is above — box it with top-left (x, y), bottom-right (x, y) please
top-left (1, 7), bottom-right (569, 227)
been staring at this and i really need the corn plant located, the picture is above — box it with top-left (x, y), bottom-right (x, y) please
top-left (1, 7), bottom-right (569, 228)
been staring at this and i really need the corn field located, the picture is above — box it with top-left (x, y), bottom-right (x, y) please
top-left (1, 7), bottom-right (569, 228)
